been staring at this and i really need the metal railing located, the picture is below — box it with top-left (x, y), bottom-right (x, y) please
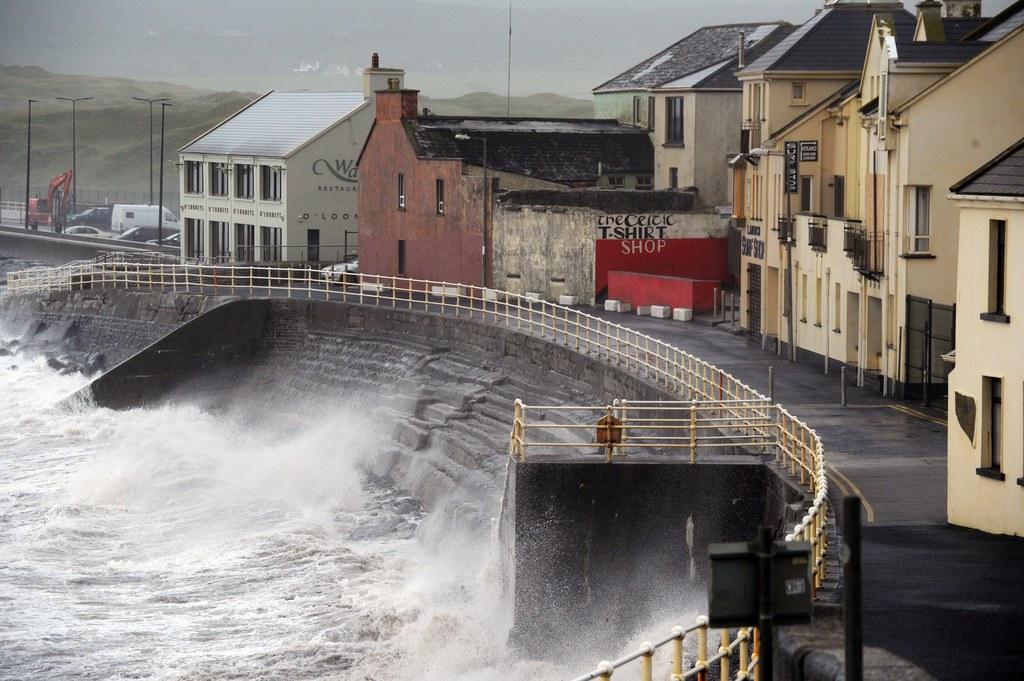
top-left (5, 258), bottom-right (830, 681)
top-left (776, 216), bottom-right (793, 243)
top-left (807, 217), bottom-right (827, 250)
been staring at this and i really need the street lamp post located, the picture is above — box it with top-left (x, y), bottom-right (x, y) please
top-left (751, 146), bottom-right (796, 362)
top-left (133, 97), bottom-right (169, 205)
top-left (454, 133), bottom-right (488, 288)
top-left (157, 101), bottom-right (172, 244)
top-left (25, 98), bottom-right (37, 229)
top-left (56, 96), bottom-right (93, 218)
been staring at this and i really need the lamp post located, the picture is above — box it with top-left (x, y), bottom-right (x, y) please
top-left (157, 101), bottom-right (172, 245)
top-left (133, 96), bottom-right (169, 205)
top-left (25, 98), bottom-right (37, 229)
top-left (56, 96), bottom-right (93, 218)
top-left (751, 146), bottom-right (796, 362)
top-left (454, 133), bottom-right (488, 288)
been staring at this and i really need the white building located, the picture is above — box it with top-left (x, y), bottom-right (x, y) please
top-left (178, 55), bottom-right (403, 263)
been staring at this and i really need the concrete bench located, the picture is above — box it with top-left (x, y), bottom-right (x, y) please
top-left (524, 291), bottom-right (543, 302)
top-left (650, 305), bottom-right (672, 319)
top-left (558, 295), bottom-right (578, 306)
top-left (605, 299), bottom-right (632, 313)
top-left (429, 285), bottom-right (466, 298)
top-left (673, 307), bottom-right (693, 321)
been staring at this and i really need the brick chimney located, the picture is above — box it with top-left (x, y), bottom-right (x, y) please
top-left (375, 88), bottom-right (420, 122)
top-left (943, 0), bottom-right (982, 16)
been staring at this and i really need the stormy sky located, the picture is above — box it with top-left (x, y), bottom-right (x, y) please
top-left (0, 0), bottom-right (1014, 98)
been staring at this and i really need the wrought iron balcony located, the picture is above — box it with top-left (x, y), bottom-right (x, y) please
top-left (843, 221), bottom-right (862, 253)
top-left (847, 225), bottom-right (884, 276)
top-left (776, 216), bottom-right (793, 243)
top-left (808, 217), bottom-right (827, 250)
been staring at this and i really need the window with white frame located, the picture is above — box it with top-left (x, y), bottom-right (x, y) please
top-left (260, 165), bottom-right (282, 201)
top-left (234, 164), bottom-right (254, 200)
top-left (185, 161), bottom-right (204, 194)
top-left (791, 81), bottom-right (806, 104)
top-left (210, 163), bottom-right (229, 197)
top-left (398, 173), bottom-right (406, 210)
top-left (908, 186), bottom-right (931, 252)
top-left (235, 223), bottom-right (255, 262)
top-left (665, 97), bottom-right (683, 144)
top-left (210, 221), bottom-right (230, 261)
top-left (185, 218), bottom-right (204, 259)
top-left (260, 225), bottom-right (282, 261)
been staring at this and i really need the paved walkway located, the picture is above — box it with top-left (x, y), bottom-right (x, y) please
top-left (592, 308), bottom-right (1024, 680)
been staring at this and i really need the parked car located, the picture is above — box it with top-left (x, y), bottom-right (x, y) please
top-left (110, 204), bottom-right (179, 233)
top-left (65, 225), bottom-right (113, 237)
top-left (146, 232), bottom-right (180, 247)
top-left (321, 259), bottom-right (358, 282)
top-left (69, 206), bottom-right (112, 228)
top-left (117, 226), bottom-right (180, 243)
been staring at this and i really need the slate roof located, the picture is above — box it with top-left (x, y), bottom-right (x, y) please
top-left (964, 0), bottom-right (1024, 42)
top-left (950, 137), bottom-right (1024, 197)
top-left (942, 16), bottom-right (988, 41)
top-left (895, 41), bottom-right (987, 63)
top-left (408, 117), bottom-right (653, 184)
top-left (742, 4), bottom-right (916, 73)
top-left (594, 22), bottom-right (793, 92)
top-left (181, 91), bottom-right (366, 157)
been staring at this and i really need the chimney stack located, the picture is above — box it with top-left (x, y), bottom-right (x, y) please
top-left (363, 53), bottom-right (405, 100)
top-left (916, 0), bottom-right (945, 40)
top-left (371, 52), bottom-right (380, 68)
top-left (942, 0), bottom-right (983, 17)
top-left (738, 31), bottom-right (746, 68)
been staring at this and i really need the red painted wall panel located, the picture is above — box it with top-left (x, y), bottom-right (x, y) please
top-left (607, 271), bottom-right (720, 311)
top-left (594, 237), bottom-right (729, 298)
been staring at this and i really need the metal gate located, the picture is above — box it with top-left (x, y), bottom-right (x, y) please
top-left (746, 263), bottom-right (762, 341)
top-left (904, 295), bottom-right (955, 406)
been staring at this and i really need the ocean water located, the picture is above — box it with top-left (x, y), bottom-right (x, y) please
top-left (0, 343), bottom-right (585, 681)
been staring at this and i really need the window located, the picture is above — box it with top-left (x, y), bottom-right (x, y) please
top-left (833, 283), bottom-right (841, 332)
top-left (791, 81), bottom-right (806, 103)
top-left (307, 228), bottom-right (320, 262)
top-left (665, 97), bottom-right (683, 144)
top-left (607, 176), bottom-right (624, 188)
top-left (800, 273), bottom-right (808, 321)
top-left (185, 218), bottom-right (204, 259)
top-left (235, 223), bottom-right (255, 262)
top-left (185, 161), bottom-right (204, 194)
top-left (126, 211), bottom-right (135, 219)
top-left (909, 186), bottom-right (931, 252)
top-left (210, 163), bottom-right (229, 197)
top-left (834, 176), bottom-right (845, 218)
top-left (260, 226), bottom-right (282, 261)
top-left (632, 96), bottom-right (641, 126)
top-left (986, 219), bottom-right (1007, 320)
top-left (800, 176), bottom-right (813, 213)
top-left (210, 221), bottom-right (230, 262)
top-left (398, 239), bottom-right (406, 275)
top-left (669, 167), bottom-right (679, 189)
top-left (436, 179), bottom-right (445, 215)
top-left (260, 165), bottom-right (282, 201)
top-left (981, 376), bottom-right (1003, 475)
top-left (636, 176), bottom-right (653, 191)
top-left (647, 96), bottom-right (655, 131)
top-left (234, 164), bottom-right (254, 199)
top-left (815, 276), bottom-right (822, 325)
top-left (397, 173), bottom-right (406, 210)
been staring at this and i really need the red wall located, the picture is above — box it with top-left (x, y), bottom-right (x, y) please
top-left (607, 271), bottom-right (720, 311)
top-left (595, 237), bottom-right (729, 298)
top-left (359, 93), bottom-right (486, 286)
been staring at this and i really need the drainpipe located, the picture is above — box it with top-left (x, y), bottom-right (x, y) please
top-left (825, 267), bottom-right (831, 374)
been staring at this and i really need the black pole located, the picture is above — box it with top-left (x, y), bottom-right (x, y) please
top-left (158, 102), bottom-right (169, 244)
top-left (148, 101), bottom-right (154, 205)
top-left (758, 525), bottom-right (774, 681)
top-left (843, 495), bottom-right (863, 681)
top-left (922, 318), bottom-right (931, 408)
top-left (25, 99), bottom-right (36, 229)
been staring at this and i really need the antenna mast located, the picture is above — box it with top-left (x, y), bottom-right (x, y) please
top-left (506, 2), bottom-right (512, 116)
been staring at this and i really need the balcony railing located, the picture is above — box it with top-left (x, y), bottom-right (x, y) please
top-left (776, 216), bottom-right (793, 243)
top-left (807, 217), bottom-right (827, 250)
top-left (843, 221), bottom-right (862, 253)
top-left (846, 223), bottom-right (885, 275)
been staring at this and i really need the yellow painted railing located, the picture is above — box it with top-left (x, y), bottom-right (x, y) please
top-left (6, 257), bottom-right (829, 680)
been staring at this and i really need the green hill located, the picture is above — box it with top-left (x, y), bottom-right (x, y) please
top-left (0, 66), bottom-right (593, 211)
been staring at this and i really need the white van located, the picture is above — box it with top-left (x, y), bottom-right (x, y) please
top-left (110, 204), bottom-right (179, 233)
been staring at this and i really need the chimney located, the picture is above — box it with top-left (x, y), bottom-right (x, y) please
top-left (943, 0), bottom-right (982, 17)
top-left (738, 31), bottom-right (746, 68)
top-left (375, 88), bottom-right (420, 123)
top-left (916, 0), bottom-right (945, 40)
top-left (363, 52), bottom-right (405, 99)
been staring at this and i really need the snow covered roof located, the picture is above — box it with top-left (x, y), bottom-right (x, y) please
top-left (181, 91), bottom-right (367, 158)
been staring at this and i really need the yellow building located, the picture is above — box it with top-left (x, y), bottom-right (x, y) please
top-left (947, 137), bottom-right (1024, 536)
top-left (734, 0), bottom-right (1024, 403)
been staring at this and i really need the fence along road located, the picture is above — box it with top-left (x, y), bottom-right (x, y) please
top-left (7, 257), bottom-right (830, 681)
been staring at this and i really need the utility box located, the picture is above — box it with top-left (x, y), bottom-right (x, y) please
top-left (708, 540), bottom-right (813, 628)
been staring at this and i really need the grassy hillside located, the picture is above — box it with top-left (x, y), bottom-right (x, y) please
top-left (0, 66), bottom-right (592, 210)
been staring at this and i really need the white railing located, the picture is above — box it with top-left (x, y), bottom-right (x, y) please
top-left (5, 259), bottom-right (830, 681)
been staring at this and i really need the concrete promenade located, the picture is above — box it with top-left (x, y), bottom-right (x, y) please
top-left (591, 308), bottom-right (1024, 680)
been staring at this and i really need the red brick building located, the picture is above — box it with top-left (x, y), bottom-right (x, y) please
top-left (357, 88), bottom-right (653, 287)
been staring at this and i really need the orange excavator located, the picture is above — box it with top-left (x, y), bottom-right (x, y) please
top-left (28, 169), bottom-right (73, 231)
